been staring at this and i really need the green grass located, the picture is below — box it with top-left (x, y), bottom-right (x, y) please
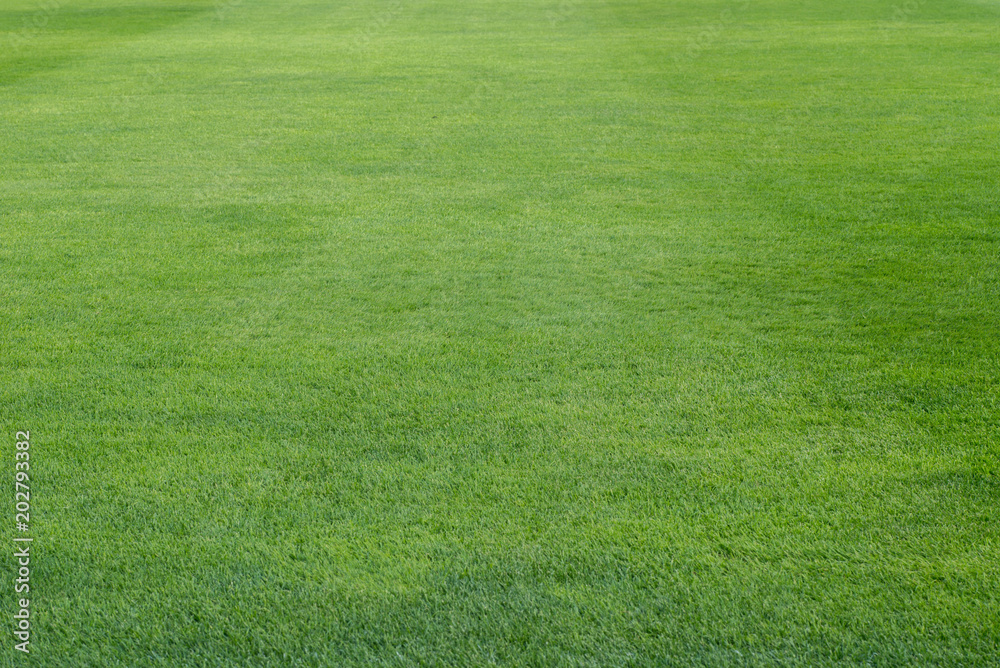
top-left (2, 0), bottom-right (999, 665)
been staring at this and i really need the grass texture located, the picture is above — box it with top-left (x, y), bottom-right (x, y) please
top-left (1, 0), bottom-right (999, 665)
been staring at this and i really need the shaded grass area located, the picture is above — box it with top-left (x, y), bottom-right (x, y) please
top-left (0, 2), bottom-right (212, 85)
top-left (2, 0), bottom-right (999, 665)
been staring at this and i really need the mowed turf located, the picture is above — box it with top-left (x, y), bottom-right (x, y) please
top-left (2, 0), bottom-right (999, 665)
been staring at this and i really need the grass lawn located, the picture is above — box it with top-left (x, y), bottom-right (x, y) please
top-left (2, 0), bottom-right (999, 664)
